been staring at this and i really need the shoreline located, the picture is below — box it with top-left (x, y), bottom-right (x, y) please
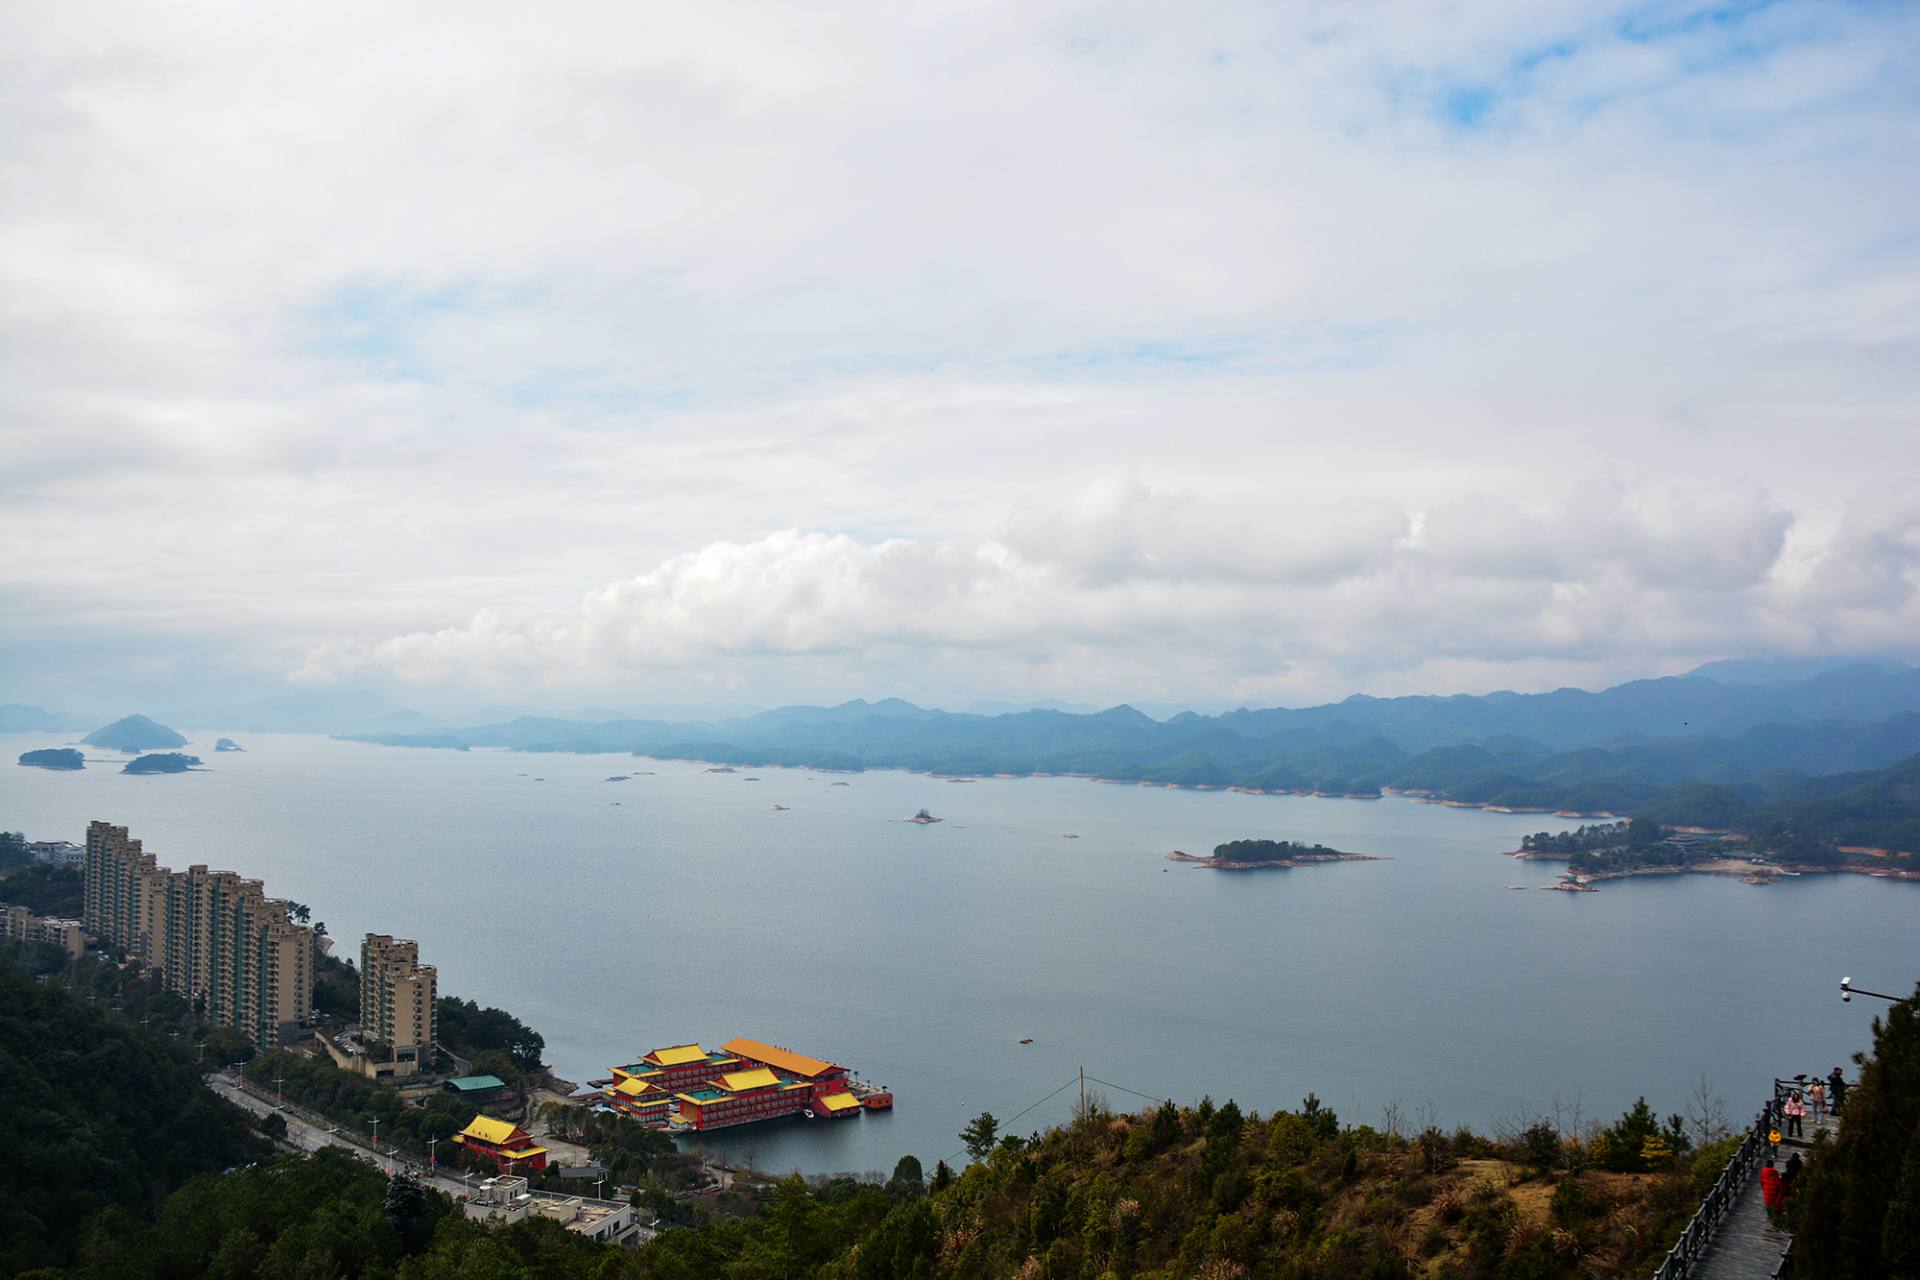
top-left (1531, 857), bottom-right (1920, 892)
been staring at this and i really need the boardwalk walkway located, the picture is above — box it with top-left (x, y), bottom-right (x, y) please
top-left (1688, 1105), bottom-right (1836, 1280)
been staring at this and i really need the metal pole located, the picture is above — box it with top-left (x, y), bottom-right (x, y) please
top-left (428, 1136), bottom-right (437, 1172)
top-left (1079, 1066), bottom-right (1085, 1117)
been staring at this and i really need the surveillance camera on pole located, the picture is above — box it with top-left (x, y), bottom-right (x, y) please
top-left (1840, 974), bottom-right (1900, 1003)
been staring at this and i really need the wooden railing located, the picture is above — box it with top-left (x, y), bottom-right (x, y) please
top-left (1650, 1106), bottom-right (1770, 1280)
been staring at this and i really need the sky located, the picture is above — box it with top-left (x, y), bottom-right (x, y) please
top-left (3, 0), bottom-right (1919, 719)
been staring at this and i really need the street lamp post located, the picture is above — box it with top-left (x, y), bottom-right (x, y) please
top-left (428, 1136), bottom-right (437, 1173)
top-left (370, 1117), bottom-right (379, 1154)
top-left (1840, 976), bottom-right (1903, 1003)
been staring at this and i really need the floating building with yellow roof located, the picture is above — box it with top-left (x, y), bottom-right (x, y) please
top-left (597, 1037), bottom-right (877, 1131)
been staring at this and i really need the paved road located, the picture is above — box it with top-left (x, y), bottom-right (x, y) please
top-left (207, 1072), bottom-right (476, 1199)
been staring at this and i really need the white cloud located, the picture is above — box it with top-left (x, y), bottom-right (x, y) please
top-left (292, 477), bottom-right (1920, 703)
top-left (4, 1), bottom-right (1919, 710)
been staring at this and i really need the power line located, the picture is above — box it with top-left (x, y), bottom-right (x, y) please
top-left (941, 1075), bottom-right (1080, 1166)
top-left (1083, 1074), bottom-right (1170, 1105)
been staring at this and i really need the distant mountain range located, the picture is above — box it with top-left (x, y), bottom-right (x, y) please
top-left (327, 661), bottom-right (1920, 833)
top-left (0, 704), bottom-right (97, 733)
top-left (10, 659), bottom-right (1920, 843)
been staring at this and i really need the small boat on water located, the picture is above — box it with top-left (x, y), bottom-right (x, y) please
top-left (905, 808), bottom-right (943, 824)
top-left (1062, 833), bottom-right (1080, 839)
top-left (1019, 1037), bottom-right (1033, 1045)
top-left (772, 804), bottom-right (790, 811)
top-left (860, 1091), bottom-right (894, 1111)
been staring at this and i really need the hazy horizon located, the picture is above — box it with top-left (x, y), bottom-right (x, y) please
top-left (5, 2), bottom-right (1919, 717)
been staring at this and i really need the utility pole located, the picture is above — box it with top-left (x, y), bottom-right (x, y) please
top-left (1079, 1066), bottom-right (1085, 1118)
top-left (428, 1136), bottom-right (437, 1173)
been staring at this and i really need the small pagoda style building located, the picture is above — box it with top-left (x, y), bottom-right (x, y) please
top-left (452, 1114), bottom-right (550, 1173)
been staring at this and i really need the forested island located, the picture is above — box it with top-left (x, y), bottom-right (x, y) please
top-left (1168, 838), bottom-right (1381, 869)
top-left (214, 737), bottom-right (244, 752)
top-left (18, 747), bottom-right (84, 770)
top-left (83, 713), bottom-right (187, 751)
top-left (122, 752), bottom-right (202, 774)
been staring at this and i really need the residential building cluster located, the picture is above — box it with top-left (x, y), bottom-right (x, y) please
top-left (0, 901), bottom-right (87, 957)
top-left (82, 819), bottom-right (314, 1050)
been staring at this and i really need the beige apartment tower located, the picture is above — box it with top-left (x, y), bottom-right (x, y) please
top-left (361, 933), bottom-right (437, 1068)
top-left (83, 820), bottom-right (313, 1051)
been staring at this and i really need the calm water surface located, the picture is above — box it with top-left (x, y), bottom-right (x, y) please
top-left (3, 730), bottom-right (1914, 1176)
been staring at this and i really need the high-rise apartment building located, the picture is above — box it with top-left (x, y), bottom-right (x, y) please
top-left (84, 820), bottom-right (313, 1051)
top-left (360, 933), bottom-right (437, 1069)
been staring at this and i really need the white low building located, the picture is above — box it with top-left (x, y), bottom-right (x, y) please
top-left (28, 840), bottom-right (83, 868)
top-left (461, 1175), bottom-right (652, 1246)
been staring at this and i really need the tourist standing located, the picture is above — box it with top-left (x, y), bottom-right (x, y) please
top-left (1808, 1078), bottom-right (1826, 1121)
top-left (1761, 1162), bottom-right (1783, 1215)
top-left (1828, 1067), bottom-right (1847, 1115)
top-left (1783, 1090), bottom-right (1805, 1138)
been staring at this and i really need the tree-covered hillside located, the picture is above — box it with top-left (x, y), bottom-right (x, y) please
top-left (0, 952), bottom-right (264, 1275)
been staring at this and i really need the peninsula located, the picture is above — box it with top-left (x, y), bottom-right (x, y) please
top-left (1167, 838), bottom-right (1382, 870)
top-left (1506, 817), bottom-right (1918, 887)
top-left (17, 747), bottom-right (84, 770)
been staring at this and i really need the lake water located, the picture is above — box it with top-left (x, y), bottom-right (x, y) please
top-left (3, 730), bottom-right (1915, 1176)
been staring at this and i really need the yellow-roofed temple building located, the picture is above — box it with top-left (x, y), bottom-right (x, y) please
top-left (452, 1115), bottom-right (550, 1173)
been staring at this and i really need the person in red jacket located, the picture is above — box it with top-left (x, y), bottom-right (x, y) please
top-left (1761, 1163), bottom-right (1783, 1213)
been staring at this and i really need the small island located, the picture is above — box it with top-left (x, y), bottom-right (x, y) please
top-left (84, 713), bottom-right (188, 752)
top-left (18, 747), bottom-right (84, 770)
top-left (1167, 838), bottom-right (1382, 870)
top-left (123, 752), bottom-right (203, 775)
top-left (905, 808), bottom-right (943, 824)
top-left (214, 738), bottom-right (245, 752)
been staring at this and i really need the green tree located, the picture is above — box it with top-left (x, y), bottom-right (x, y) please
top-left (887, 1154), bottom-right (925, 1198)
top-left (961, 1111), bottom-right (1000, 1162)
top-left (1301, 1092), bottom-right (1338, 1140)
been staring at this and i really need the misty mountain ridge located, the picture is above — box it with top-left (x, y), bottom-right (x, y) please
top-left (329, 661), bottom-right (1920, 823)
